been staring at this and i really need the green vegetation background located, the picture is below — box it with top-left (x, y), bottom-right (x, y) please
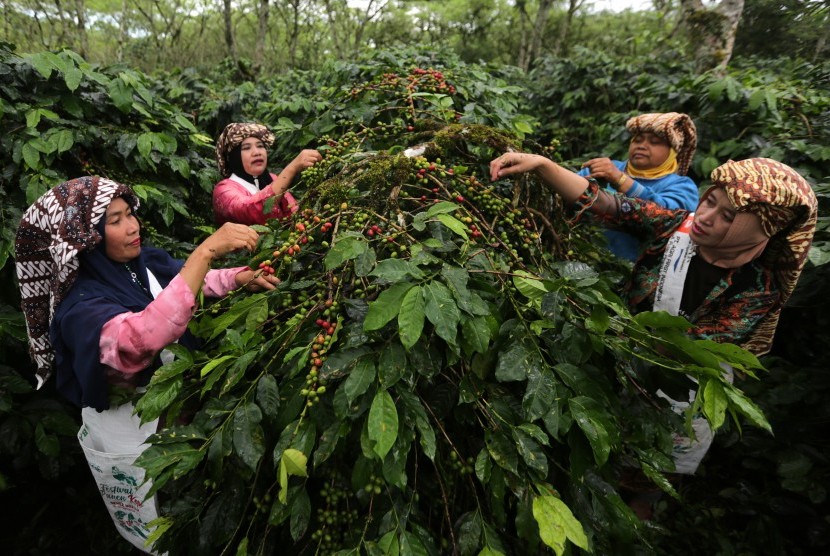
top-left (1, 1), bottom-right (829, 554)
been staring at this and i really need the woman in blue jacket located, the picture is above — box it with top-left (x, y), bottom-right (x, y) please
top-left (579, 112), bottom-right (699, 260)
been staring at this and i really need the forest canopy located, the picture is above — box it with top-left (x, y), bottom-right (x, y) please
top-left (2, 0), bottom-right (827, 73)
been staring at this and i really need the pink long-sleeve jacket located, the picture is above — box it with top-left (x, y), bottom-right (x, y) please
top-left (213, 173), bottom-right (298, 225)
top-left (99, 268), bottom-right (243, 376)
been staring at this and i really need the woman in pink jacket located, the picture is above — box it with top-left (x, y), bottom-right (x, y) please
top-left (15, 176), bottom-right (281, 552)
top-left (213, 122), bottom-right (321, 225)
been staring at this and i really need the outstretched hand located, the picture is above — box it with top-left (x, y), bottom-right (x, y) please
top-left (489, 152), bottom-right (547, 182)
top-left (199, 222), bottom-right (260, 260)
top-left (489, 151), bottom-right (593, 205)
top-left (288, 149), bottom-right (323, 172)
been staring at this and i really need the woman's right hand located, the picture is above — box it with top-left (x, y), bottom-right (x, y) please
top-left (489, 151), bottom-right (593, 206)
top-left (489, 152), bottom-right (548, 181)
top-left (287, 149), bottom-right (323, 172)
top-left (198, 222), bottom-right (260, 260)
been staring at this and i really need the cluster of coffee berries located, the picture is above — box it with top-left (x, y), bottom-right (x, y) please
top-left (449, 450), bottom-right (474, 476)
top-left (310, 482), bottom-right (358, 554)
top-left (301, 132), bottom-right (365, 188)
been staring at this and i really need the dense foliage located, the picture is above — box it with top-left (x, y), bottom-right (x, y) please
top-left (1, 42), bottom-right (829, 555)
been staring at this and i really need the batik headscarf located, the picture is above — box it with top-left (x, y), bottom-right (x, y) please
top-left (707, 158), bottom-right (817, 354)
top-left (15, 176), bottom-right (137, 387)
top-left (625, 112), bottom-right (697, 176)
top-left (215, 122), bottom-right (275, 180)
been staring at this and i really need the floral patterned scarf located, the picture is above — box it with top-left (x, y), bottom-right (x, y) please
top-left (709, 158), bottom-right (818, 354)
top-left (15, 176), bottom-right (137, 387)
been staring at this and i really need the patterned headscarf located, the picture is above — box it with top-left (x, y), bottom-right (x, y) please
top-left (15, 176), bottom-right (137, 387)
top-left (710, 158), bottom-right (817, 354)
top-left (626, 112), bottom-right (697, 176)
top-left (215, 122), bottom-right (275, 178)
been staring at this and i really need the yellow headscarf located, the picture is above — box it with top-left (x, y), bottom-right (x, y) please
top-left (625, 149), bottom-right (679, 180)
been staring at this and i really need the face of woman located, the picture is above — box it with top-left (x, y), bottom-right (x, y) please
top-left (628, 131), bottom-right (671, 170)
top-left (690, 188), bottom-right (741, 247)
top-left (240, 137), bottom-right (268, 177)
top-left (103, 197), bottom-right (141, 263)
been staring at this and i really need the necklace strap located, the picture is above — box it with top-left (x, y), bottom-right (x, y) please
top-left (124, 263), bottom-right (152, 297)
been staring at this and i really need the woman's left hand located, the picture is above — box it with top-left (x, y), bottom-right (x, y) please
top-left (235, 268), bottom-right (281, 291)
top-left (582, 157), bottom-right (623, 183)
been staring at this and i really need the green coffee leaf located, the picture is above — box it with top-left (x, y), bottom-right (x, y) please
top-left (256, 374), bottom-right (280, 419)
top-left (457, 512), bottom-right (482, 555)
top-left (370, 259), bottom-right (425, 282)
top-left (485, 430), bottom-right (518, 474)
top-left (425, 201), bottom-right (460, 217)
top-left (378, 342), bottom-right (407, 386)
top-left (436, 213), bottom-right (469, 239)
top-left (523, 369), bottom-right (557, 422)
top-left (398, 285), bottom-right (425, 350)
top-left (513, 428), bottom-right (548, 476)
top-left (135, 376), bottom-right (182, 423)
top-left (278, 448), bottom-right (308, 504)
top-left (368, 389), bottom-right (398, 459)
top-left (325, 235), bottom-right (369, 269)
top-left (512, 270), bottom-right (547, 302)
top-left (461, 316), bottom-right (491, 355)
top-left (532, 491), bottom-right (589, 555)
top-left (200, 355), bottom-right (235, 378)
top-left (344, 357), bottom-right (377, 404)
top-left (423, 280), bottom-right (459, 343)
top-left (496, 335), bottom-right (539, 382)
top-left (569, 396), bottom-right (613, 466)
top-left (702, 378), bottom-right (728, 430)
top-left (364, 282), bottom-right (414, 331)
top-left (724, 386), bottom-right (772, 433)
top-left (233, 403), bottom-right (265, 471)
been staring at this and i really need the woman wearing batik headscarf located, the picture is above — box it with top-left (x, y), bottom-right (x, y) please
top-left (15, 176), bottom-right (280, 552)
top-left (490, 154), bottom-right (817, 479)
top-left (213, 122), bottom-right (321, 225)
top-left (577, 112), bottom-right (700, 260)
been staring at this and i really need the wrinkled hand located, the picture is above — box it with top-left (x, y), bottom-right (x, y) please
top-left (581, 157), bottom-right (623, 183)
top-left (288, 149), bottom-right (323, 172)
top-left (234, 268), bottom-right (281, 291)
top-left (199, 222), bottom-right (260, 260)
top-left (489, 152), bottom-right (546, 181)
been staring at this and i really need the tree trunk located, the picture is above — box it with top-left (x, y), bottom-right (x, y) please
top-left (116, 0), bottom-right (129, 62)
top-left (288, 0), bottom-right (301, 67)
top-left (554, 0), bottom-right (587, 57)
top-left (679, 0), bottom-right (745, 73)
top-left (323, 0), bottom-right (343, 58)
top-left (222, 0), bottom-right (237, 63)
top-left (814, 7), bottom-right (829, 63)
top-left (73, 0), bottom-right (88, 57)
top-left (255, 0), bottom-right (270, 71)
top-left (514, 0), bottom-right (533, 71)
top-left (525, 0), bottom-right (555, 69)
top-left (353, 0), bottom-right (388, 56)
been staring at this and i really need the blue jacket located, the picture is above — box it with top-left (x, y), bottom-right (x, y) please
top-left (577, 160), bottom-right (699, 261)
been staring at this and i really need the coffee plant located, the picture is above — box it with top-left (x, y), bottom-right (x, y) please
top-left (132, 70), bottom-right (770, 555)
